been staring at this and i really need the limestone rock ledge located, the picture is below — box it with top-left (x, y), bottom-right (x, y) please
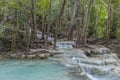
top-left (0, 49), bottom-right (62, 59)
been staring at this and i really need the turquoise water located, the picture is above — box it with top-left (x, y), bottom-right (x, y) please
top-left (0, 60), bottom-right (73, 80)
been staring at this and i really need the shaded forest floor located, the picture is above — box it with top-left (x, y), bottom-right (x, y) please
top-left (87, 38), bottom-right (120, 57)
top-left (106, 42), bottom-right (120, 58)
top-left (0, 38), bottom-right (120, 59)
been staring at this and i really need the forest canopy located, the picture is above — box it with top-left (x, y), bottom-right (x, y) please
top-left (0, 0), bottom-right (120, 52)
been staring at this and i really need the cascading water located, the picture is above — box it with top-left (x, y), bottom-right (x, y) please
top-left (0, 42), bottom-right (120, 80)
top-left (52, 42), bottom-right (120, 80)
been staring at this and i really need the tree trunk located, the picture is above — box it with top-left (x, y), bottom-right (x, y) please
top-left (25, 20), bottom-right (31, 54)
top-left (11, 9), bottom-right (18, 53)
top-left (31, 0), bottom-right (37, 40)
top-left (64, 10), bottom-right (68, 38)
top-left (68, 0), bottom-right (79, 41)
top-left (41, 14), bottom-right (46, 40)
top-left (45, 0), bottom-right (52, 48)
top-left (76, 0), bottom-right (85, 48)
top-left (82, 0), bottom-right (93, 45)
top-left (53, 0), bottom-right (66, 49)
top-left (1, 0), bottom-right (7, 25)
top-left (106, 0), bottom-right (113, 41)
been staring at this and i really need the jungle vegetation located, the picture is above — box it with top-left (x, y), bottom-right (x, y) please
top-left (0, 0), bottom-right (120, 53)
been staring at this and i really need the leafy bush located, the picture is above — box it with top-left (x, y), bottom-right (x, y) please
top-left (0, 24), bottom-right (8, 38)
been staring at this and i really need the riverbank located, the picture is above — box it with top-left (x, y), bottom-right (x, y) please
top-left (0, 49), bottom-right (62, 59)
top-left (0, 43), bottom-right (120, 80)
top-left (88, 39), bottom-right (120, 58)
top-left (51, 47), bottom-right (120, 80)
top-left (0, 40), bottom-right (120, 60)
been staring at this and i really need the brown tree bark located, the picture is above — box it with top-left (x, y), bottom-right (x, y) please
top-left (31, 0), bottom-right (37, 39)
top-left (53, 0), bottom-right (66, 49)
top-left (45, 0), bottom-right (52, 48)
top-left (1, 0), bottom-right (7, 25)
top-left (82, 0), bottom-right (93, 45)
top-left (11, 9), bottom-right (18, 53)
top-left (76, 0), bottom-right (85, 48)
top-left (68, 0), bottom-right (79, 41)
top-left (106, 0), bottom-right (113, 41)
top-left (64, 10), bottom-right (68, 38)
top-left (25, 20), bottom-right (31, 54)
top-left (41, 14), bottom-right (46, 40)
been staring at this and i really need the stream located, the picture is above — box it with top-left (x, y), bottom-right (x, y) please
top-left (0, 60), bottom-right (76, 80)
top-left (51, 48), bottom-right (120, 80)
top-left (0, 43), bottom-right (120, 80)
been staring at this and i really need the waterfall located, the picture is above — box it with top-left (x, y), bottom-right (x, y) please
top-left (51, 42), bottom-right (120, 80)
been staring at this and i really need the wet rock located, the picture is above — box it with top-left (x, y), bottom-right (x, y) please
top-left (38, 54), bottom-right (46, 59)
top-left (26, 54), bottom-right (36, 59)
top-left (84, 45), bottom-right (111, 56)
top-left (73, 73), bottom-right (92, 80)
top-left (54, 47), bottom-right (120, 80)
top-left (91, 67), bottom-right (106, 75)
top-left (21, 54), bottom-right (26, 58)
top-left (70, 69), bottom-right (92, 80)
top-left (104, 58), bottom-right (119, 66)
top-left (104, 53), bottom-right (120, 62)
top-left (101, 48), bottom-right (110, 54)
top-left (95, 47), bottom-right (110, 54)
top-left (56, 41), bottom-right (75, 49)
top-left (76, 50), bottom-right (87, 58)
top-left (103, 53), bottom-right (117, 58)
top-left (48, 50), bottom-right (63, 55)
top-left (79, 58), bottom-right (105, 66)
top-left (46, 53), bottom-right (51, 57)
top-left (0, 55), bottom-right (3, 59)
top-left (84, 49), bottom-right (93, 57)
top-left (28, 49), bottom-right (47, 54)
top-left (113, 68), bottom-right (120, 76)
top-left (10, 54), bottom-right (17, 58)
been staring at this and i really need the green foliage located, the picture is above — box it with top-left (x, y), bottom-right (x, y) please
top-left (0, 0), bottom-right (120, 42)
top-left (93, 0), bottom-right (107, 38)
top-left (0, 24), bottom-right (8, 38)
top-left (36, 0), bottom-right (50, 16)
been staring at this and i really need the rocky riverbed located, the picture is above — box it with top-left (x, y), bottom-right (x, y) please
top-left (0, 41), bottom-right (120, 80)
top-left (50, 45), bottom-right (120, 80)
top-left (0, 49), bottom-right (62, 59)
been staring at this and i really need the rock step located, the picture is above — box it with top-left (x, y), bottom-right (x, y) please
top-left (28, 49), bottom-right (47, 54)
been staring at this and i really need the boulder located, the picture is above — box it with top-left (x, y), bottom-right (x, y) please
top-left (84, 45), bottom-right (111, 56)
top-left (38, 54), bottom-right (47, 59)
top-left (0, 55), bottom-right (3, 59)
top-left (10, 54), bottom-right (17, 58)
top-left (21, 54), bottom-right (26, 59)
top-left (100, 48), bottom-right (110, 54)
top-left (113, 68), bottom-right (120, 76)
top-left (26, 54), bottom-right (36, 59)
top-left (104, 58), bottom-right (119, 66)
top-left (79, 58), bottom-right (105, 66)
top-left (91, 67), bottom-right (106, 75)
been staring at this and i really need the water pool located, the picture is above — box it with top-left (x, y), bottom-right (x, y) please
top-left (0, 60), bottom-right (74, 80)
top-left (0, 59), bottom-right (119, 80)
